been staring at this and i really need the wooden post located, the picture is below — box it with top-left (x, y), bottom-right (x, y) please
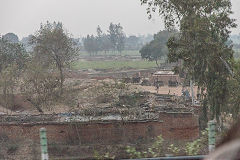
top-left (40, 128), bottom-right (49, 160)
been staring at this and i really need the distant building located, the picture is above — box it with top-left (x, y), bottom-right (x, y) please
top-left (150, 70), bottom-right (182, 86)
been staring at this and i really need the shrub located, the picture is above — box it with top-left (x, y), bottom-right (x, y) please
top-left (168, 144), bottom-right (180, 155)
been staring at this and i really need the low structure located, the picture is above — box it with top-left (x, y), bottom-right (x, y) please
top-left (150, 70), bottom-right (182, 86)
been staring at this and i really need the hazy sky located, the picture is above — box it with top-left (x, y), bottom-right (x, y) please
top-left (0, 0), bottom-right (240, 39)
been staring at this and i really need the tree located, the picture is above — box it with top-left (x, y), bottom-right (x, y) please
top-left (31, 21), bottom-right (78, 94)
top-left (96, 25), bottom-right (104, 52)
top-left (0, 37), bottom-right (28, 73)
top-left (225, 60), bottom-right (240, 119)
top-left (141, 0), bottom-right (236, 122)
top-left (108, 23), bottom-right (126, 53)
top-left (21, 35), bottom-right (34, 52)
top-left (83, 34), bottom-right (99, 56)
top-left (140, 30), bottom-right (176, 68)
top-left (3, 33), bottom-right (19, 43)
top-left (101, 34), bottom-right (112, 54)
top-left (125, 36), bottom-right (141, 50)
top-left (0, 65), bottom-right (19, 110)
top-left (0, 37), bottom-right (28, 110)
top-left (108, 23), bottom-right (118, 51)
top-left (96, 25), bottom-right (103, 39)
top-left (116, 32), bottom-right (126, 53)
top-left (21, 60), bottom-right (61, 112)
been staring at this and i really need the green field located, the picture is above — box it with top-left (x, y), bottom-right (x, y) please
top-left (78, 50), bottom-right (141, 56)
top-left (72, 60), bottom-right (157, 70)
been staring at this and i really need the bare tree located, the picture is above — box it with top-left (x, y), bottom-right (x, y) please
top-left (31, 21), bottom-right (78, 94)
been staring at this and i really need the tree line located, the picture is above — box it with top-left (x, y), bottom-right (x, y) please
top-left (82, 23), bottom-right (152, 55)
top-left (4, 24), bottom-right (154, 57)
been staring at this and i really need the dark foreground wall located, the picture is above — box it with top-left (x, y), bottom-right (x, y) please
top-left (0, 112), bottom-right (199, 159)
top-left (0, 112), bottom-right (199, 144)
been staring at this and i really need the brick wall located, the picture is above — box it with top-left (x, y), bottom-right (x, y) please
top-left (0, 112), bottom-right (199, 144)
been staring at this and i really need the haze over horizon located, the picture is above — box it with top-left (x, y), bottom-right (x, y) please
top-left (0, 0), bottom-right (240, 39)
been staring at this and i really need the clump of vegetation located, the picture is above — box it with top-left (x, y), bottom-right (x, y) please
top-left (185, 129), bottom-right (208, 156)
top-left (167, 144), bottom-right (180, 156)
top-left (126, 135), bottom-right (164, 158)
top-left (185, 139), bottom-right (202, 156)
top-left (126, 146), bottom-right (146, 159)
top-left (123, 130), bottom-right (208, 159)
top-left (94, 151), bottom-right (115, 160)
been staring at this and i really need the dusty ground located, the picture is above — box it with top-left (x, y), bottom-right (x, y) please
top-left (0, 78), bottom-right (197, 117)
top-left (135, 85), bottom-right (198, 97)
top-left (0, 58), bottom-right (196, 116)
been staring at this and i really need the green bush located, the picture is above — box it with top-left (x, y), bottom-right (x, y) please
top-left (94, 151), bottom-right (115, 160)
top-left (126, 135), bottom-right (164, 158)
top-left (185, 129), bottom-right (208, 156)
top-left (168, 144), bottom-right (180, 155)
top-left (185, 139), bottom-right (201, 156)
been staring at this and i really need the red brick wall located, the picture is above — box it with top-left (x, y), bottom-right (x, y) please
top-left (0, 112), bottom-right (199, 145)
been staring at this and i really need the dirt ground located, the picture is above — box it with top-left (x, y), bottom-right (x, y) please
top-left (0, 79), bottom-right (197, 116)
top-left (136, 85), bottom-right (198, 97)
top-left (0, 64), bottom-right (197, 116)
